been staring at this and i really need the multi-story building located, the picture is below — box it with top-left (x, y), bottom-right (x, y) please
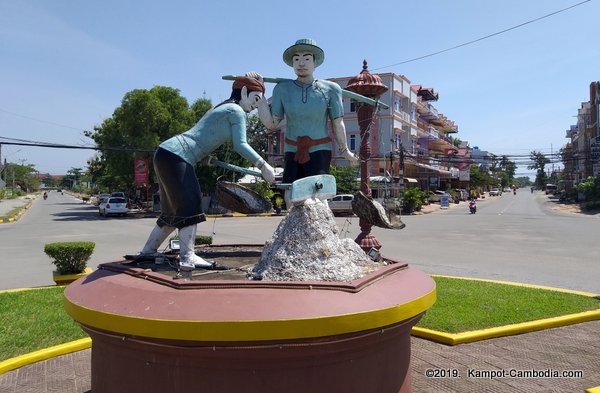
top-left (266, 68), bottom-right (462, 195)
top-left (565, 81), bottom-right (600, 183)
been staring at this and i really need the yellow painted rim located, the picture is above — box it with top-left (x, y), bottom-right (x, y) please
top-left (52, 267), bottom-right (93, 282)
top-left (0, 338), bottom-right (91, 375)
top-left (585, 386), bottom-right (600, 393)
top-left (65, 288), bottom-right (436, 342)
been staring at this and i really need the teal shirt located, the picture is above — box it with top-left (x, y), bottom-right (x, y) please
top-left (159, 103), bottom-right (261, 166)
top-left (271, 79), bottom-right (344, 154)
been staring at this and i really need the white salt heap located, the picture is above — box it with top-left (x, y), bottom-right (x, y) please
top-left (253, 198), bottom-right (380, 282)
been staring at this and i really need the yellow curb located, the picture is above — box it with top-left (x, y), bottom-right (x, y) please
top-left (411, 275), bottom-right (600, 345)
top-left (431, 274), bottom-right (599, 297)
top-left (586, 386), bottom-right (600, 393)
top-left (52, 267), bottom-right (93, 285)
top-left (0, 338), bottom-right (91, 375)
top-left (412, 308), bottom-right (600, 345)
top-left (0, 285), bottom-right (61, 294)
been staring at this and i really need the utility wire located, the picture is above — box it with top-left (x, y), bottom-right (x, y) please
top-left (372, 0), bottom-right (591, 71)
top-left (0, 107), bottom-right (87, 132)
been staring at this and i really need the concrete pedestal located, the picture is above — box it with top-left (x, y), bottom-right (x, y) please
top-left (65, 262), bottom-right (435, 393)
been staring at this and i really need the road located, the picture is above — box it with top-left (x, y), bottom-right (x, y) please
top-left (0, 189), bottom-right (598, 293)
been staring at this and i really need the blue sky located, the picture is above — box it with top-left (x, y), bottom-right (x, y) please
top-left (0, 0), bottom-right (598, 176)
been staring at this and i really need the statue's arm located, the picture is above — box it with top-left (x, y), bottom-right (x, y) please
top-left (332, 117), bottom-right (358, 164)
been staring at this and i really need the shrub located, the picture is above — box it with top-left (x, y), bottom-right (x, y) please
top-left (44, 242), bottom-right (95, 275)
top-left (170, 235), bottom-right (213, 246)
top-left (401, 188), bottom-right (427, 213)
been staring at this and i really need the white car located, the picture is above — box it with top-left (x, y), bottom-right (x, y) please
top-left (99, 197), bottom-right (128, 217)
top-left (428, 190), bottom-right (450, 203)
top-left (327, 194), bottom-right (354, 215)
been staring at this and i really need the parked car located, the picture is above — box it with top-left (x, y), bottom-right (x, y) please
top-left (99, 197), bottom-right (128, 217)
top-left (545, 184), bottom-right (558, 195)
top-left (489, 188), bottom-right (501, 196)
top-left (327, 194), bottom-right (354, 215)
top-left (93, 193), bottom-right (110, 206)
top-left (428, 190), bottom-right (450, 203)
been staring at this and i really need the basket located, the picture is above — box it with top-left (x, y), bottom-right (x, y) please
top-left (215, 181), bottom-right (273, 214)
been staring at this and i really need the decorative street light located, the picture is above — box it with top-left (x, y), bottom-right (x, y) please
top-left (345, 60), bottom-right (389, 252)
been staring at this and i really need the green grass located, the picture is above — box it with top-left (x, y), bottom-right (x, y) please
top-left (416, 277), bottom-right (600, 333)
top-left (0, 287), bottom-right (87, 361)
top-left (1, 277), bottom-right (599, 362)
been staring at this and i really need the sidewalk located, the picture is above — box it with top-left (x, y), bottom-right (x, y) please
top-left (1, 320), bottom-right (598, 392)
top-left (0, 195), bottom-right (35, 222)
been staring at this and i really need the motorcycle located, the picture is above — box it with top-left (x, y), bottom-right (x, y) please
top-left (469, 200), bottom-right (477, 214)
top-left (43, 192), bottom-right (48, 200)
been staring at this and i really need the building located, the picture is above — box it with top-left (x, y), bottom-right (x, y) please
top-left (565, 81), bottom-right (600, 183)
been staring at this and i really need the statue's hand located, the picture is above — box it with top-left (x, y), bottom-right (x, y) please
top-left (245, 71), bottom-right (263, 82)
top-left (261, 162), bottom-right (276, 184)
top-left (341, 148), bottom-right (359, 164)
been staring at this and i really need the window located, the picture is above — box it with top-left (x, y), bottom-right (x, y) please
top-left (350, 102), bottom-right (356, 112)
top-left (394, 97), bottom-right (401, 112)
top-left (350, 135), bottom-right (357, 151)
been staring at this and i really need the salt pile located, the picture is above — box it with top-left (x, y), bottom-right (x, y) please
top-left (252, 198), bottom-right (381, 282)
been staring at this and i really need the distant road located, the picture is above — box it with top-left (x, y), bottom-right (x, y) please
top-left (0, 189), bottom-right (598, 293)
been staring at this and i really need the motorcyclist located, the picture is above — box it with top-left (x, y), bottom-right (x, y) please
top-left (43, 192), bottom-right (48, 200)
top-left (469, 198), bottom-right (477, 214)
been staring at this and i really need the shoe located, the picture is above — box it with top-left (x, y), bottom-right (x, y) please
top-left (178, 225), bottom-right (215, 270)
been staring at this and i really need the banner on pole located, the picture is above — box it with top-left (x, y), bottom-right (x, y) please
top-left (134, 159), bottom-right (149, 185)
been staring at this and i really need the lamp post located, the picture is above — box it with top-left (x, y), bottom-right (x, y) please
top-left (345, 60), bottom-right (388, 252)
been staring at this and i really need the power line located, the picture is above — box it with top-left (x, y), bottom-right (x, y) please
top-left (372, 0), bottom-right (591, 71)
top-left (0, 107), bottom-right (88, 132)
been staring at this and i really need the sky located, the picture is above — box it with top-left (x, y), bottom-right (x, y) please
top-left (0, 0), bottom-right (598, 176)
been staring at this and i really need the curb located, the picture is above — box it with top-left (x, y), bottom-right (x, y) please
top-left (411, 275), bottom-right (600, 345)
top-left (0, 198), bottom-right (33, 223)
top-left (0, 338), bottom-right (91, 375)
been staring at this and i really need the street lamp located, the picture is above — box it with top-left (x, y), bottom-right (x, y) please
top-left (345, 60), bottom-right (388, 252)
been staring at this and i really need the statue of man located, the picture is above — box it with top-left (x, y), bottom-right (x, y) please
top-left (138, 76), bottom-right (275, 272)
top-left (255, 38), bottom-right (358, 187)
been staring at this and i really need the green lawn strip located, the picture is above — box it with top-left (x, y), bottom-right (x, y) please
top-left (0, 287), bottom-right (87, 361)
top-left (416, 276), bottom-right (600, 333)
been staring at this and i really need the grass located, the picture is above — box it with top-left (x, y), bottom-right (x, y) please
top-left (0, 287), bottom-right (87, 361)
top-left (1, 277), bottom-right (599, 362)
top-left (416, 276), bottom-right (600, 333)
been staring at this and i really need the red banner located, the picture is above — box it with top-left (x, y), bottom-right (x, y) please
top-left (134, 159), bottom-right (149, 185)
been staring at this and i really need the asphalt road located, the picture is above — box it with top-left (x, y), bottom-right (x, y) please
top-left (0, 189), bottom-right (598, 293)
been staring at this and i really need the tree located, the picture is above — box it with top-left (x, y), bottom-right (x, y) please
top-left (527, 151), bottom-right (550, 190)
top-left (330, 165), bottom-right (359, 194)
top-left (469, 165), bottom-right (492, 191)
top-left (85, 86), bottom-right (201, 191)
top-left (3, 163), bottom-right (40, 192)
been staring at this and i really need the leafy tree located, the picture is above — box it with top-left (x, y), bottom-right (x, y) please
top-left (330, 165), bottom-right (359, 194)
top-left (576, 175), bottom-right (600, 204)
top-left (469, 165), bottom-right (492, 191)
top-left (42, 174), bottom-right (57, 188)
top-left (85, 86), bottom-right (200, 191)
top-left (3, 164), bottom-right (40, 192)
top-left (527, 151), bottom-right (550, 190)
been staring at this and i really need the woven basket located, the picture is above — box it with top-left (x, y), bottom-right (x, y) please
top-left (215, 181), bottom-right (273, 214)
